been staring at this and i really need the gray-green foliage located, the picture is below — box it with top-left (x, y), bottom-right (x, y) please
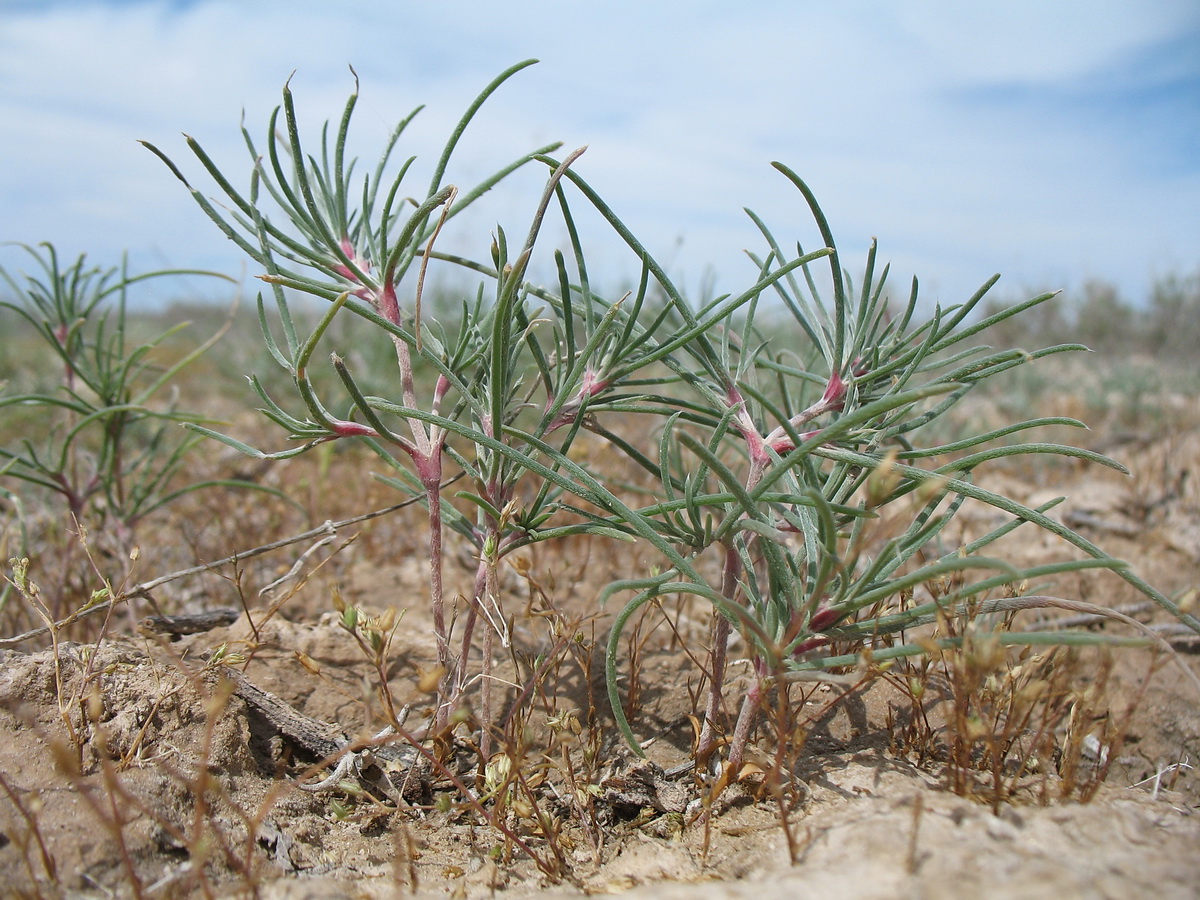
top-left (144, 62), bottom-right (1200, 765)
top-left (540, 159), bottom-right (1200, 761)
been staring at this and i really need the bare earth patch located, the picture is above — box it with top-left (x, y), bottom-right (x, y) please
top-left (2, 429), bottom-right (1198, 898)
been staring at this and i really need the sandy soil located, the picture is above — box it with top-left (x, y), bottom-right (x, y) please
top-left (1, 429), bottom-right (1198, 899)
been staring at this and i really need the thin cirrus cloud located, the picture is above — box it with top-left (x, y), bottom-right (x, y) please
top-left (1, 0), bottom-right (1196, 311)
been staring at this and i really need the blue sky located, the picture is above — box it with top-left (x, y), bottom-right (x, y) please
top-left (1, 0), bottom-right (1197, 311)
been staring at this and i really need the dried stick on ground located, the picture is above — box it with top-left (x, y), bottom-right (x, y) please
top-left (218, 664), bottom-right (426, 803)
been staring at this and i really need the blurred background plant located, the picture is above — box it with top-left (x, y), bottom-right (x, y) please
top-left (979, 269), bottom-right (1200, 362)
top-left (0, 243), bottom-right (276, 627)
